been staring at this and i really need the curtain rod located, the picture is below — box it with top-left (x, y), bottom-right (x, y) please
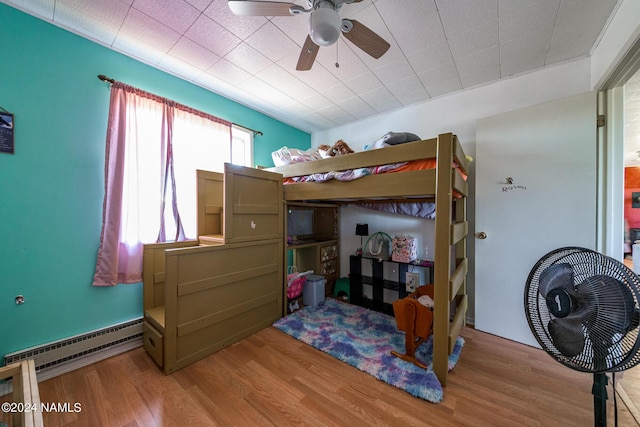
top-left (97, 74), bottom-right (263, 137)
top-left (232, 122), bottom-right (263, 137)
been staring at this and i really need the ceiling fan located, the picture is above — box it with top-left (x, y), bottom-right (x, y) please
top-left (228, 0), bottom-right (391, 71)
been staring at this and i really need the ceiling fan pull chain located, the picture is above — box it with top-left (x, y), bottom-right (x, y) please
top-left (335, 41), bottom-right (340, 68)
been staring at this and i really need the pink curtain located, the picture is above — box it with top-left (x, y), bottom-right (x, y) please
top-left (92, 82), bottom-right (231, 286)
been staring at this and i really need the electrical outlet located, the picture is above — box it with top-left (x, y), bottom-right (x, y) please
top-left (405, 272), bottom-right (420, 292)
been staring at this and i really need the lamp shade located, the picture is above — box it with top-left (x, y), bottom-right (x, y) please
top-left (309, 3), bottom-right (341, 46)
top-left (355, 223), bottom-right (369, 236)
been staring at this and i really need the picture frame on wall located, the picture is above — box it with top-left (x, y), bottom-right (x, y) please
top-left (0, 111), bottom-right (14, 154)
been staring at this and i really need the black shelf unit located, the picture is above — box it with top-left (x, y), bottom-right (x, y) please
top-left (349, 255), bottom-right (434, 316)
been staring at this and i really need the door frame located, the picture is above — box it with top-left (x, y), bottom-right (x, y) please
top-left (597, 35), bottom-right (640, 259)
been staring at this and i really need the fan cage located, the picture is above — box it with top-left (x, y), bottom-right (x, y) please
top-left (525, 247), bottom-right (640, 373)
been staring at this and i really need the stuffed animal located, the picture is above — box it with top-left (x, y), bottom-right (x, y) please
top-left (319, 139), bottom-right (354, 157)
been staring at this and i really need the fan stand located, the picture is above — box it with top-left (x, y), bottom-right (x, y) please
top-left (592, 372), bottom-right (608, 427)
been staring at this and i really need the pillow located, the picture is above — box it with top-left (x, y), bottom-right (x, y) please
top-left (379, 131), bottom-right (422, 145)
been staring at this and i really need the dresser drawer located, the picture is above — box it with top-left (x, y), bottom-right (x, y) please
top-left (320, 258), bottom-right (337, 276)
top-left (320, 244), bottom-right (338, 261)
top-left (143, 321), bottom-right (164, 368)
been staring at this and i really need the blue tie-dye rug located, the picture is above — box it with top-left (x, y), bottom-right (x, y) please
top-left (272, 299), bottom-right (464, 403)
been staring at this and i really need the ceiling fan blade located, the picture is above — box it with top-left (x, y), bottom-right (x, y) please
top-left (228, 1), bottom-right (295, 16)
top-left (296, 35), bottom-right (319, 71)
top-left (342, 19), bottom-right (390, 59)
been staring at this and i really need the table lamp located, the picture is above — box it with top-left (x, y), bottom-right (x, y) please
top-left (355, 223), bottom-right (368, 255)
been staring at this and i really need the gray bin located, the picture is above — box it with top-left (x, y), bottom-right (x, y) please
top-left (303, 274), bottom-right (326, 307)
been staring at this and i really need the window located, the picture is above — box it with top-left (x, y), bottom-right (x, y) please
top-left (93, 82), bottom-right (247, 286)
top-left (231, 126), bottom-right (254, 167)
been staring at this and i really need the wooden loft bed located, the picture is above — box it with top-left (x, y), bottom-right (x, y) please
top-left (268, 132), bottom-right (469, 386)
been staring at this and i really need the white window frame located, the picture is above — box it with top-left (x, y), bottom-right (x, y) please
top-left (231, 125), bottom-right (254, 167)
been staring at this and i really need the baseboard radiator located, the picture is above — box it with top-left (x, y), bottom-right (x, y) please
top-left (4, 318), bottom-right (143, 382)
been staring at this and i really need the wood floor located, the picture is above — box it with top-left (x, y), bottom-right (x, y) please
top-left (35, 326), bottom-right (640, 427)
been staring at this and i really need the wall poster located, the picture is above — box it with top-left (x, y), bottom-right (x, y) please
top-left (0, 111), bottom-right (14, 154)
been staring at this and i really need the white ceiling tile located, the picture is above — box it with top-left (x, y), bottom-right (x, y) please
top-left (358, 86), bottom-right (401, 112)
top-left (57, 0), bottom-right (130, 24)
top-left (436, 0), bottom-right (498, 35)
top-left (120, 7), bottom-right (181, 51)
top-left (456, 46), bottom-right (500, 88)
top-left (315, 39), bottom-right (370, 79)
top-left (344, 71), bottom-right (383, 95)
top-left (185, 14), bottom-right (241, 57)
top-left (500, 53), bottom-right (546, 78)
top-left (373, 58), bottom-right (415, 85)
top-left (339, 0), bottom-right (377, 19)
top-left (132, 0), bottom-right (200, 34)
top-left (406, 42), bottom-right (454, 73)
top-left (385, 75), bottom-right (430, 106)
top-left (376, 0), bottom-right (446, 53)
top-left (193, 68), bottom-right (232, 89)
top-left (245, 22), bottom-right (300, 62)
top-left (206, 58), bottom-right (251, 85)
top-left (321, 83), bottom-right (357, 104)
top-left (157, 54), bottom-right (206, 81)
top-left (498, 0), bottom-right (559, 43)
top-left (112, 32), bottom-right (168, 65)
top-left (53, 1), bottom-right (127, 45)
top-left (271, 12), bottom-right (309, 46)
top-left (299, 111), bottom-right (338, 130)
top-left (241, 76), bottom-right (297, 106)
top-left (225, 42), bottom-right (272, 75)
top-left (204, 0), bottom-right (268, 40)
top-left (417, 61), bottom-right (459, 87)
top-left (447, 20), bottom-right (499, 59)
top-left (300, 92), bottom-right (334, 111)
top-left (337, 96), bottom-right (376, 118)
top-left (185, 0), bottom-right (213, 12)
top-left (547, 0), bottom-right (618, 62)
top-left (425, 77), bottom-right (463, 98)
top-left (254, 64), bottom-right (317, 100)
top-left (169, 36), bottom-right (220, 70)
top-left (500, 28), bottom-right (551, 64)
top-left (349, 107), bottom-right (377, 121)
top-left (498, 0), bottom-right (553, 16)
top-left (293, 65), bottom-right (342, 93)
top-left (316, 104), bottom-right (354, 123)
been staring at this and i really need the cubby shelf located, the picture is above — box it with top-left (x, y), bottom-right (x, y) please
top-left (349, 255), bottom-right (434, 316)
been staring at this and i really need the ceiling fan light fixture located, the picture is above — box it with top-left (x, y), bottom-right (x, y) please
top-left (309, 2), bottom-right (341, 46)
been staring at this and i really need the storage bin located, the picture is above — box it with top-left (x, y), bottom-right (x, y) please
top-left (392, 235), bottom-right (418, 263)
top-left (303, 274), bottom-right (326, 307)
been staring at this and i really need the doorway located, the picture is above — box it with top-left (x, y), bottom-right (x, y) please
top-left (600, 35), bottom-right (640, 426)
top-left (623, 69), bottom-right (640, 270)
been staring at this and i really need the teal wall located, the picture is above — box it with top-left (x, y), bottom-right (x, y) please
top-left (0, 3), bottom-right (310, 362)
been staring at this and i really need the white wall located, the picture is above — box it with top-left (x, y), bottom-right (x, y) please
top-left (317, 0), bottom-right (640, 327)
top-left (321, 58), bottom-right (592, 324)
